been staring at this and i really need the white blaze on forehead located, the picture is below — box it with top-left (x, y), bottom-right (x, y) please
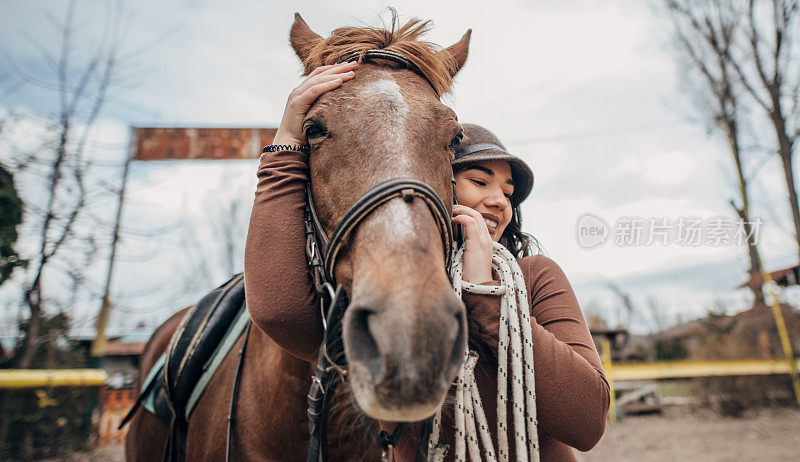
top-left (361, 77), bottom-right (409, 120)
top-left (358, 74), bottom-right (410, 171)
top-left (357, 74), bottom-right (423, 245)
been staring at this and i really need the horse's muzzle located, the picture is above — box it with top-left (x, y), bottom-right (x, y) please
top-left (343, 287), bottom-right (466, 421)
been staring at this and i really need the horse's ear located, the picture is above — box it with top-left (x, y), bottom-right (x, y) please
top-left (290, 13), bottom-right (322, 65)
top-left (442, 29), bottom-right (472, 76)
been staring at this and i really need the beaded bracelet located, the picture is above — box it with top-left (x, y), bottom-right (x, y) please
top-left (262, 144), bottom-right (311, 155)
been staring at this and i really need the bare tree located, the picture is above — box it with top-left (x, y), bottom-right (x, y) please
top-left (208, 173), bottom-right (250, 278)
top-left (661, 0), bottom-right (766, 303)
top-left (0, 75), bottom-right (27, 288)
top-left (179, 175), bottom-right (251, 292)
top-left (214, 197), bottom-right (245, 277)
top-left (606, 281), bottom-right (636, 329)
top-left (728, 0), bottom-right (800, 264)
top-left (666, 0), bottom-right (800, 264)
top-left (3, 1), bottom-right (136, 368)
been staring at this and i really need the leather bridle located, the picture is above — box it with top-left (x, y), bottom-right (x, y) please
top-left (304, 178), bottom-right (454, 462)
top-left (337, 49), bottom-right (441, 97)
top-left (301, 50), bottom-right (457, 462)
top-left (305, 177), bottom-right (453, 297)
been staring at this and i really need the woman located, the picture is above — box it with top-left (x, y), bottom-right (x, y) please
top-left (244, 62), bottom-right (609, 460)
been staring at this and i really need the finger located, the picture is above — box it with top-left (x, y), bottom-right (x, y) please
top-left (289, 74), bottom-right (348, 112)
top-left (453, 214), bottom-right (491, 243)
top-left (305, 62), bottom-right (357, 81)
top-left (452, 215), bottom-right (475, 226)
top-left (453, 216), bottom-right (480, 241)
top-left (453, 204), bottom-right (478, 213)
top-left (315, 61), bottom-right (358, 77)
top-left (454, 215), bottom-right (488, 236)
top-left (452, 205), bottom-right (484, 221)
top-left (294, 78), bottom-right (346, 110)
top-left (306, 64), bottom-right (337, 78)
top-left (301, 62), bottom-right (357, 87)
top-left (294, 70), bottom-right (355, 97)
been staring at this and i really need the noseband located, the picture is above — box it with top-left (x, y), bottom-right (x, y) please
top-left (305, 177), bottom-right (453, 296)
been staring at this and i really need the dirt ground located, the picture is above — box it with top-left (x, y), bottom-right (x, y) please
top-left (56, 407), bottom-right (799, 461)
top-left (576, 406), bottom-right (800, 462)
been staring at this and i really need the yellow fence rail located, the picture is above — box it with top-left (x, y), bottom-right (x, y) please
top-left (606, 358), bottom-right (800, 382)
top-left (0, 369), bottom-right (108, 389)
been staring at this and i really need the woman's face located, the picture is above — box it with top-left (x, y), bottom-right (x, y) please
top-left (454, 159), bottom-right (514, 242)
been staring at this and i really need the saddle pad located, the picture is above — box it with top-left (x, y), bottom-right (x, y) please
top-left (119, 274), bottom-right (250, 428)
top-left (140, 355), bottom-right (172, 421)
top-left (164, 273), bottom-right (247, 421)
top-left (138, 304), bottom-right (251, 421)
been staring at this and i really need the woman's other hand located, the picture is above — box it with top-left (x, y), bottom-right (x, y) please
top-left (272, 61), bottom-right (358, 146)
top-left (452, 204), bottom-right (493, 283)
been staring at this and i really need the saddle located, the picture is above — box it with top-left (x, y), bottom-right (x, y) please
top-left (164, 273), bottom-right (247, 418)
top-left (120, 273), bottom-right (251, 460)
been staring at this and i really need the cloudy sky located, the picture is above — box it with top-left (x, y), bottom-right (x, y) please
top-left (2, 0), bottom-right (798, 335)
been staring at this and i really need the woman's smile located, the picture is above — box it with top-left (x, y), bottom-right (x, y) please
top-left (481, 213), bottom-right (500, 233)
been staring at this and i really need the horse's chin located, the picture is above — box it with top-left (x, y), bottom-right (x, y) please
top-left (348, 368), bottom-right (448, 422)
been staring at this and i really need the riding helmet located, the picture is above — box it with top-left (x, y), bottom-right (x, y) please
top-left (452, 123), bottom-right (534, 206)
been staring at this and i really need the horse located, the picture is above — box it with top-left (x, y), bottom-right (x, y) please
top-left (125, 13), bottom-right (472, 460)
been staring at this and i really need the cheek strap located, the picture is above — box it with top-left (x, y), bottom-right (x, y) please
top-left (452, 174), bottom-right (464, 249)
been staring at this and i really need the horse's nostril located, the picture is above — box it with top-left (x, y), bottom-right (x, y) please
top-left (344, 307), bottom-right (384, 381)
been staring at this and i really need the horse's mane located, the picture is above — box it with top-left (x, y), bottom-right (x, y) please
top-left (301, 13), bottom-right (458, 95)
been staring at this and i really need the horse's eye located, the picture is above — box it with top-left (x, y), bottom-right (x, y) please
top-left (449, 131), bottom-right (463, 151)
top-left (304, 122), bottom-right (328, 140)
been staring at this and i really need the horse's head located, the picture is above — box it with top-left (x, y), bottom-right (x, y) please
top-left (290, 13), bottom-right (471, 421)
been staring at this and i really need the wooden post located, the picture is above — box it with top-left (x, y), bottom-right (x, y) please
top-left (753, 254), bottom-right (800, 406)
top-left (601, 337), bottom-right (617, 421)
top-left (761, 275), bottom-right (800, 406)
top-left (91, 130), bottom-right (134, 360)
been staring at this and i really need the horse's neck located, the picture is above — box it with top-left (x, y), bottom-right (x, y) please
top-left (245, 324), bottom-right (314, 388)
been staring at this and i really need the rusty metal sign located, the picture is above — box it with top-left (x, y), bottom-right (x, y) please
top-left (131, 127), bottom-right (277, 160)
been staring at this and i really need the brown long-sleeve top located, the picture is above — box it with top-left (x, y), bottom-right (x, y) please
top-left (244, 148), bottom-right (610, 461)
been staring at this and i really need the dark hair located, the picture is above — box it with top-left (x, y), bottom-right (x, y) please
top-left (453, 163), bottom-right (542, 259)
top-left (500, 204), bottom-right (541, 259)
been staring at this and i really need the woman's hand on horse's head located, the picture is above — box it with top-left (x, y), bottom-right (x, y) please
top-left (452, 204), bottom-right (494, 284)
top-left (272, 61), bottom-right (358, 147)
